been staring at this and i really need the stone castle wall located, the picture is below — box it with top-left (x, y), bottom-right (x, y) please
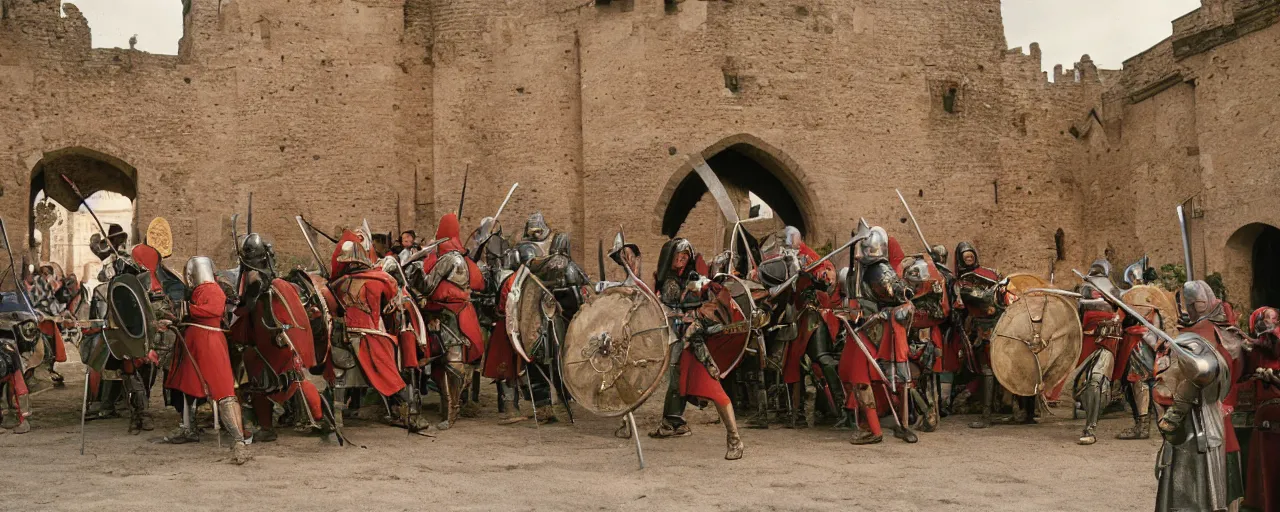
top-left (1, 0), bottom-right (1277, 305)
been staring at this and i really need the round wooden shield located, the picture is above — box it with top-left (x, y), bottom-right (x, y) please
top-left (505, 266), bottom-right (556, 363)
top-left (146, 217), bottom-right (173, 258)
top-left (1004, 273), bottom-right (1050, 300)
top-left (990, 293), bottom-right (1082, 396)
top-left (560, 285), bottom-right (671, 417)
top-left (711, 274), bottom-right (757, 378)
top-left (1122, 284), bottom-right (1179, 337)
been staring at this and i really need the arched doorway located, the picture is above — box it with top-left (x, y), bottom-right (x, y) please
top-left (655, 135), bottom-right (817, 256)
top-left (28, 147), bottom-right (138, 287)
top-left (1225, 222), bottom-right (1280, 311)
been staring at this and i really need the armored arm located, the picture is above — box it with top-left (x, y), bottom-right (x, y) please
top-left (412, 253), bottom-right (461, 299)
top-left (683, 317), bottom-right (721, 379)
top-left (1157, 338), bottom-right (1222, 439)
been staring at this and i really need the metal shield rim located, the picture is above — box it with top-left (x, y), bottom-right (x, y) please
top-left (105, 274), bottom-right (153, 359)
top-left (559, 285), bottom-right (672, 417)
top-left (505, 266), bottom-right (534, 363)
top-left (715, 274), bottom-right (756, 378)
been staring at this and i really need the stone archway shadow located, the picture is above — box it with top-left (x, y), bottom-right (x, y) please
top-left (652, 134), bottom-right (821, 238)
top-left (1224, 222), bottom-right (1280, 311)
top-left (28, 146), bottom-right (140, 248)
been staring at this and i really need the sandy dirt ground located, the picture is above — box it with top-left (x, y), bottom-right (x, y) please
top-left (2, 357), bottom-right (1160, 512)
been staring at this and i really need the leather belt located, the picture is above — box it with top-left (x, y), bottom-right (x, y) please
top-left (180, 323), bottom-right (230, 333)
top-left (347, 327), bottom-right (395, 340)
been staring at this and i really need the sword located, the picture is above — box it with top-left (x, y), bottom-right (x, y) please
top-left (296, 216), bottom-right (331, 280)
top-left (298, 215), bottom-right (339, 243)
top-left (470, 183), bottom-right (520, 258)
top-left (689, 156), bottom-right (741, 224)
top-left (79, 367), bottom-right (89, 455)
top-left (1176, 205), bottom-right (1195, 280)
top-left (627, 411), bottom-right (645, 469)
top-left (895, 189), bottom-right (930, 250)
top-left (399, 237), bottom-right (450, 266)
top-left (246, 192), bottom-right (254, 235)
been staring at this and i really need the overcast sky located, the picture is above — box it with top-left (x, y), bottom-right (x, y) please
top-left (72, 0), bottom-right (1202, 75)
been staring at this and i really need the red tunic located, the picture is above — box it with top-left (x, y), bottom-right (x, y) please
top-left (130, 244), bottom-right (164, 293)
top-left (1244, 311), bottom-right (1280, 511)
top-left (165, 283), bottom-right (236, 400)
top-left (396, 297), bottom-right (429, 369)
top-left (421, 214), bottom-right (485, 364)
top-left (37, 319), bottom-right (67, 363)
top-left (677, 283), bottom-right (739, 407)
top-left (782, 243), bottom-right (837, 385)
top-left (330, 269), bottom-right (406, 397)
top-left (232, 279), bottom-right (315, 386)
top-left (482, 274), bottom-right (519, 381)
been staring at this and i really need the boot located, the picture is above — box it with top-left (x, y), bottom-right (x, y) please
top-left (890, 414), bottom-right (919, 443)
top-left (1116, 415), bottom-right (1151, 440)
top-left (162, 399), bottom-right (200, 444)
top-left (716, 402), bottom-right (744, 460)
top-left (535, 405), bottom-right (558, 425)
top-left (649, 418), bottom-right (692, 438)
top-left (968, 375), bottom-right (995, 429)
top-left (217, 398), bottom-right (252, 465)
top-left (1078, 425), bottom-right (1098, 445)
top-left (436, 373), bottom-right (464, 430)
top-left (253, 428), bottom-right (279, 443)
top-left (849, 429), bottom-right (883, 445)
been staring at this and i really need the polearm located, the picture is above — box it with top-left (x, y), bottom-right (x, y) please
top-left (296, 216), bottom-right (331, 280)
top-left (467, 183), bottom-right (520, 261)
top-left (895, 189), bottom-right (930, 250)
top-left (458, 164), bottom-right (470, 218)
top-left (1176, 205), bottom-right (1195, 280)
top-left (298, 215), bottom-right (339, 243)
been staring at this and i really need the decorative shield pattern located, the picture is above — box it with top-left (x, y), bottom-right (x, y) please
top-left (146, 217), bottom-right (174, 258)
top-left (560, 285), bottom-right (671, 417)
top-left (1122, 284), bottom-right (1180, 336)
top-left (990, 292), bottom-right (1082, 396)
top-left (104, 273), bottom-right (156, 360)
top-left (505, 266), bottom-right (557, 363)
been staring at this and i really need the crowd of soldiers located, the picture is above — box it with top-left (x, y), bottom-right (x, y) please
top-left (1, 186), bottom-right (1278, 512)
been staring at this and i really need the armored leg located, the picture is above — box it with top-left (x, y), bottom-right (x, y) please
top-left (122, 370), bottom-right (153, 434)
top-left (497, 380), bottom-right (528, 425)
top-left (849, 384), bottom-right (884, 445)
top-left (890, 381), bottom-right (919, 443)
top-left (968, 372), bottom-right (996, 429)
top-left (216, 397), bottom-right (252, 465)
top-left (650, 340), bottom-right (689, 438)
top-left (89, 379), bottom-right (122, 419)
top-left (938, 372), bottom-right (954, 416)
top-left (715, 401), bottom-right (744, 460)
top-left (436, 346), bottom-right (467, 430)
top-left (331, 387), bottom-right (347, 429)
top-left (1116, 380), bottom-right (1152, 440)
top-left (460, 365), bottom-right (481, 418)
top-left (806, 326), bottom-right (848, 428)
top-left (162, 393), bottom-right (200, 444)
top-left (395, 384), bottom-right (428, 432)
top-left (1078, 351), bottom-right (1113, 445)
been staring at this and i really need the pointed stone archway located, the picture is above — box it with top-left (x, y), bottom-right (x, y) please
top-left (1224, 222), bottom-right (1280, 311)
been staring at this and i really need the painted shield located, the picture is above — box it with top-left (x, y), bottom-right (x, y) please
top-left (104, 273), bottom-right (156, 360)
top-left (286, 269), bottom-right (333, 368)
top-left (1004, 273), bottom-right (1050, 300)
top-left (146, 217), bottom-right (174, 258)
top-left (505, 266), bottom-right (557, 363)
top-left (560, 284), bottom-right (672, 417)
top-left (990, 292), bottom-right (1082, 396)
top-left (269, 278), bottom-right (316, 368)
top-left (710, 274), bottom-right (757, 377)
top-left (1122, 284), bottom-right (1180, 336)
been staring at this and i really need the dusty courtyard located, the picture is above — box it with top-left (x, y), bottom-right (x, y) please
top-left (3, 357), bottom-right (1158, 512)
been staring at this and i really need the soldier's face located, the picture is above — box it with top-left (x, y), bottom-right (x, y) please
top-left (962, 251), bottom-right (976, 266)
top-left (1258, 309), bottom-right (1280, 334)
top-left (400, 233), bottom-right (414, 247)
top-left (623, 248), bottom-right (641, 274)
top-left (673, 252), bottom-right (689, 271)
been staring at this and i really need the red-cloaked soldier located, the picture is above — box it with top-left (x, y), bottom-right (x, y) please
top-left (409, 213), bottom-right (485, 430)
top-left (1244, 307), bottom-right (1280, 512)
top-left (163, 256), bottom-right (250, 464)
top-left (231, 233), bottom-right (327, 442)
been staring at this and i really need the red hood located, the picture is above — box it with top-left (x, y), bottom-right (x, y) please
top-left (436, 213), bottom-right (463, 254)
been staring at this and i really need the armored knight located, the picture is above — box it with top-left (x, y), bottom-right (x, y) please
top-left (676, 280), bottom-right (747, 460)
top-left (840, 226), bottom-right (918, 444)
top-left (899, 253), bottom-right (949, 432)
top-left (378, 255), bottom-right (432, 431)
top-left (1178, 280), bottom-right (1247, 506)
top-left (775, 227), bottom-right (843, 428)
top-left (650, 237), bottom-right (706, 438)
top-left (1151, 331), bottom-right (1232, 512)
top-left (514, 212), bottom-right (553, 258)
top-left (1244, 307), bottom-right (1280, 511)
top-left (952, 241), bottom-right (1005, 429)
top-left (1074, 258), bottom-right (1126, 445)
top-left (408, 214), bottom-right (486, 430)
top-left (162, 257), bottom-right (250, 464)
top-left (231, 233), bottom-right (328, 441)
